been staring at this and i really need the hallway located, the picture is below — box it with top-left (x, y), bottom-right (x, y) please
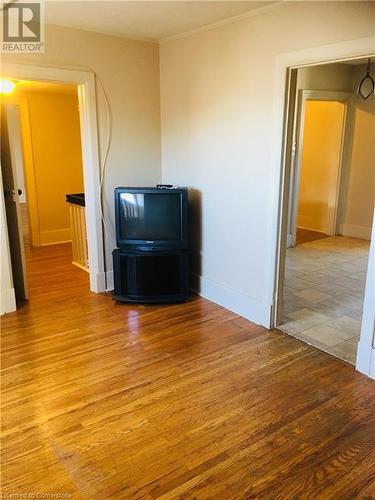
top-left (280, 235), bottom-right (369, 364)
top-left (22, 242), bottom-right (89, 301)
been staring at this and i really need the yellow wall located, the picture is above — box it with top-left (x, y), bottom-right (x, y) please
top-left (341, 64), bottom-right (375, 240)
top-left (343, 106), bottom-right (375, 237)
top-left (297, 100), bottom-right (345, 234)
top-left (25, 92), bottom-right (84, 245)
top-left (295, 63), bottom-right (375, 240)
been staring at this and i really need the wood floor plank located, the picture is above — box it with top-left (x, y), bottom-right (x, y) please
top-left (1, 243), bottom-right (374, 498)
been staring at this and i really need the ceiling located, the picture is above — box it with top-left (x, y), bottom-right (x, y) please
top-left (44, 1), bottom-right (277, 42)
top-left (341, 58), bottom-right (372, 65)
top-left (14, 80), bottom-right (77, 96)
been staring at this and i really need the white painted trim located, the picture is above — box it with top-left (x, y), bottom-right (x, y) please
top-left (95, 272), bottom-right (107, 294)
top-left (0, 167), bottom-right (16, 314)
top-left (356, 213), bottom-right (375, 379)
top-left (192, 273), bottom-right (271, 328)
top-left (106, 270), bottom-right (114, 292)
top-left (356, 343), bottom-right (375, 380)
top-left (4, 96), bottom-right (42, 247)
top-left (1, 287), bottom-right (17, 315)
top-left (5, 105), bottom-right (27, 203)
top-left (40, 228), bottom-right (71, 246)
top-left (339, 223), bottom-right (372, 241)
top-left (371, 353), bottom-right (375, 379)
top-left (45, 22), bottom-right (158, 44)
top-left (267, 37), bottom-right (375, 375)
top-left (160, 2), bottom-right (282, 43)
top-left (2, 63), bottom-right (105, 293)
top-left (103, 270), bottom-right (272, 324)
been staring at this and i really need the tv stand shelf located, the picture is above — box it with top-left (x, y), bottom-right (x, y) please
top-left (112, 248), bottom-right (189, 303)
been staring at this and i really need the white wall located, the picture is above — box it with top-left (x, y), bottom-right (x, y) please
top-left (160, 1), bottom-right (375, 325)
top-left (2, 24), bottom-right (162, 271)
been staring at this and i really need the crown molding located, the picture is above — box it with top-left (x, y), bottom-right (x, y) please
top-left (159, 1), bottom-right (282, 44)
top-left (47, 22), bottom-right (159, 45)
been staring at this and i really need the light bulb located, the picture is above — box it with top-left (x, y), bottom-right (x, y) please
top-left (0, 79), bottom-right (16, 94)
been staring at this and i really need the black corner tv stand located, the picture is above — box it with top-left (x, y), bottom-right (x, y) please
top-left (112, 248), bottom-right (189, 303)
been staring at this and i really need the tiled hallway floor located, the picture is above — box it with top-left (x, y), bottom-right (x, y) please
top-left (279, 235), bottom-right (370, 365)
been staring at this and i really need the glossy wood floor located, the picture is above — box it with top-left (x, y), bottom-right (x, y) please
top-left (1, 244), bottom-right (375, 499)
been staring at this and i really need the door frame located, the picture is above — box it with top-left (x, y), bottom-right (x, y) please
top-left (267, 36), bottom-right (375, 378)
top-left (1, 63), bottom-right (106, 294)
top-left (3, 98), bottom-right (41, 247)
top-left (287, 90), bottom-right (352, 247)
top-left (356, 213), bottom-right (375, 379)
top-left (1, 105), bottom-right (29, 301)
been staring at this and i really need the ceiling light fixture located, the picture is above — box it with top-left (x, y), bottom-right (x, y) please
top-left (0, 79), bottom-right (16, 94)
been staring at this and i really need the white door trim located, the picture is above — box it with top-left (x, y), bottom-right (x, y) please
top-left (356, 211), bottom-right (375, 380)
top-left (4, 97), bottom-right (41, 247)
top-left (0, 171), bottom-right (17, 314)
top-left (267, 35), bottom-right (375, 378)
top-left (2, 62), bottom-right (106, 293)
top-left (288, 90), bottom-right (352, 246)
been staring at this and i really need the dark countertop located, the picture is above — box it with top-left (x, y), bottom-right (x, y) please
top-left (66, 193), bottom-right (85, 207)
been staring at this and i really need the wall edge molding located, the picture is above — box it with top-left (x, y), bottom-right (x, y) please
top-left (40, 228), bottom-right (71, 246)
top-left (356, 342), bottom-right (375, 380)
top-left (159, 1), bottom-right (282, 44)
top-left (192, 272), bottom-right (271, 328)
top-left (1, 287), bottom-right (16, 315)
top-left (339, 223), bottom-right (371, 241)
top-left (106, 270), bottom-right (114, 292)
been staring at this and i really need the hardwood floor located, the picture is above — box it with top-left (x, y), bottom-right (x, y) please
top-left (296, 227), bottom-right (328, 245)
top-left (1, 244), bottom-right (375, 498)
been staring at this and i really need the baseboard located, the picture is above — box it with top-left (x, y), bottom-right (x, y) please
top-left (106, 270), bottom-right (114, 291)
top-left (89, 271), bottom-right (107, 294)
top-left (1, 287), bottom-right (16, 315)
top-left (104, 268), bottom-right (271, 326)
top-left (339, 223), bottom-right (371, 241)
top-left (41, 240), bottom-right (72, 247)
top-left (356, 342), bottom-right (375, 380)
top-left (40, 228), bottom-right (71, 246)
top-left (297, 216), bottom-right (326, 234)
top-left (192, 272), bottom-right (271, 327)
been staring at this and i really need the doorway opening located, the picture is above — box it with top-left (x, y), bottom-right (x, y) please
top-left (1, 79), bottom-right (89, 306)
top-left (276, 58), bottom-right (374, 365)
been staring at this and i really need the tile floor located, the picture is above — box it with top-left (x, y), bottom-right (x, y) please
top-left (279, 234), bottom-right (370, 365)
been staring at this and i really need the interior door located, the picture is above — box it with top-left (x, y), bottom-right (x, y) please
top-left (1, 105), bottom-right (28, 301)
top-left (6, 104), bottom-right (27, 203)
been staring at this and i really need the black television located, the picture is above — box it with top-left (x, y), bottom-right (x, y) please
top-left (114, 187), bottom-right (188, 251)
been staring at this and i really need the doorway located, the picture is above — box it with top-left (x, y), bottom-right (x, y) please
top-left (276, 58), bottom-right (374, 366)
top-left (288, 92), bottom-right (350, 247)
top-left (1, 80), bottom-right (89, 305)
top-left (0, 63), bottom-right (105, 308)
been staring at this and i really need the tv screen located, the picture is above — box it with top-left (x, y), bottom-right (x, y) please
top-left (119, 192), bottom-right (181, 241)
